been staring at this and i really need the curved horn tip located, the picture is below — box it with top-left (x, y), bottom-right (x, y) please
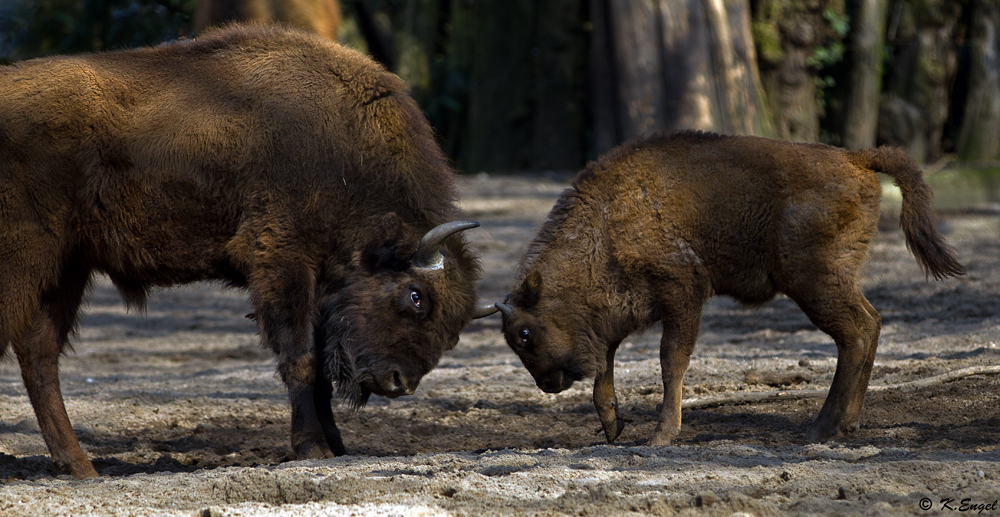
top-left (472, 299), bottom-right (501, 319)
top-left (495, 302), bottom-right (514, 317)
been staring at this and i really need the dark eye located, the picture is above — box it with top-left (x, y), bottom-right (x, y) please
top-left (518, 327), bottom-right (530, 345)
top-left (410, 289), bottom-right (422, 309)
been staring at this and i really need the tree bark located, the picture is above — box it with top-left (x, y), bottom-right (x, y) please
top-left (590, 0), bottom-right (771, 155)
top-left (458, 0), bottom-right (586, 172)
top-left (706, 0), bottom-right (773, 136)
top-left (842, 0), bottom-right (890, 150)
top-left (754, 0), bottom-right (845, 143)
top-left (878, 0), bottom-right (963, 163)
top-left (956, 0), bottom-right (1000, 162)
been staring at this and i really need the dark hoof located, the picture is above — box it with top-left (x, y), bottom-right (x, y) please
top-left (600, 416), bottom-right (625, 443)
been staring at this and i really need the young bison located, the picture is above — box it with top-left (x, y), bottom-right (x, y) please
top-left (0, 25), bottom-right (496, 479)
top-left (497, 131), bottom-right (965, 447)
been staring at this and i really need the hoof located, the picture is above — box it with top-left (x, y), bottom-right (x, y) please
top-left (806, 423), bottom-right (847, 443)
top-left (293, 439), bottom-right (334, 460)
top-left (646, 433), bottom-right (674, 447)
top-left (646, 426), bottom-right (679, 447)
top-left (57, 460), bottom-right (98, 479)
top-left (600, 416), bottom-right (625, 443)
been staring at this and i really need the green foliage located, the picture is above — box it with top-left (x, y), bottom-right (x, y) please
top-left (807, 9), bottom-right (848, 68)
top-left (0, 0), bottom-right (196, 63)
top-left (824, 7), bottom-right (849, 37)
top-left (752, 19), bottom-right (786, 65)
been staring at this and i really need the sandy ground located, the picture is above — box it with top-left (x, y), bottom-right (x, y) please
top-left (0, 172), bottom-right (998, 516)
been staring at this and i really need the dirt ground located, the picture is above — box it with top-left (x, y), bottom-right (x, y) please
top-left (0, 172), bottom-right (998, 516)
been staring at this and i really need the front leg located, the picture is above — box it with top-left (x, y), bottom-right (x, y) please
top-left (650, 282), bottom-right (707, 446)
top-left (593, 340), bottom-right (624, 443)
top-left (250, 259), bottom-right (336, 460)
top-left (312, 367), bottom-right (347, 456)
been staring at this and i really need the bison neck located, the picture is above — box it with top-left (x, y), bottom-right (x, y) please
top-left (523, 190), bottom-right (660, 349)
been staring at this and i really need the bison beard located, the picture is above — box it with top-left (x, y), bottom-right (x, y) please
top-left (319, 299), bottom-right (373, 410)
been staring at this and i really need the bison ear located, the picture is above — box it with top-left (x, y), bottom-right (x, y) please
top-left (513, 270), bottom-right (543, 308)
top-left (379, 212), bottom-right (405, 239)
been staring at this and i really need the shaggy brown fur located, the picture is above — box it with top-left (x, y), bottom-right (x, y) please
top-left (498, 131), bottom-right (965, 447)
top-left (0, 25), bottom-right (487, 478)
top-left (195, 0), bottom-right (341, 40)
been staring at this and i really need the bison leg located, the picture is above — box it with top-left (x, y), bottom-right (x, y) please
top-left (593, 340), bottom-right (625, 443)
top-left (12, 264), bottom-right (95, 478)
top-left (312, 373), bottom-right (347, 456)
top-left (791, 287), bottom-right (880, 441)
top-left (649, 283), bottom-right (707, 446)
top-left (845, 295), bottom-right (882, 431)
top-left (250, 260), bottom-right (338, 460)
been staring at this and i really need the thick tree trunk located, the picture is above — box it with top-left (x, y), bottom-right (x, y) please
top-left (194, 0), bottom-right (341, 40)
top-left (590, 0), bottom-right (771, 154)
top-left (754, 0), bottom-right (845, 143)
top-left (842, 0), bottom-right (890, 150)
top-left (706, 0), bottom-right (773, 136)
top-left (956, 0), bottom-right (1000, 162)
top-left (457, 0), bottom-right (586, 172)
top-left (879, 0), bottom-right (962, 163)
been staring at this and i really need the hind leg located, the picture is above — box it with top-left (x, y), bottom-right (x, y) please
top-left (845, 296), bottom-right (881, 428)
top-left (11, 262), bottom-right (94, 478)
top-left (788, 285), bottom-right (880, 441)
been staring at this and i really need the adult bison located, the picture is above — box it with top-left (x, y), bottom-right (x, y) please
top-left (0, 24), bottom-right (495, 479)
top-left (497, 131), bottom-right (965, 447)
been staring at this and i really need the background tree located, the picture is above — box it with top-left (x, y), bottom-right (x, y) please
top-left (0, 0), bottom-right (195, 62)
top-left (2, 0), bottom-right (999, 169)
top-left (589, 0), bottom-right (772, 155)
top-left (878, 0), bottom-right (963, 163)
top-left (193, 0), bottom-right (341, 41)
top-left (753, 0), bottom-right (847, 143)
top-left (956, 0), bottom-right (1000, 163)
top-left (841, 0), bottom-right (890, 150)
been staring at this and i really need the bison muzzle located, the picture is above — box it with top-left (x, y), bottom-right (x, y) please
top-left (498, 131), bottom-right (965, 447)
top-left (0, 24), bottom-right (496, 479)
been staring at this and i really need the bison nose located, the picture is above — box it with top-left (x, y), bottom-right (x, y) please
top-left (537, 371), bottom-right (565, 393)
top-left (384, 370), bottom-right (419, 397)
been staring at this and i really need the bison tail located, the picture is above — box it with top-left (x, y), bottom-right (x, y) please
top-left (851, 146), bottom-right (966, 280)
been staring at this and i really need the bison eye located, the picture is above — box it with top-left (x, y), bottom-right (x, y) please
top-left (518, 327), bottom-right (530, 345)
top-left (410, 289), bottom-right (422, 309)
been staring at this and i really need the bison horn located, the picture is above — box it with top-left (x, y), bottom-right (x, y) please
top-left (412, 220), bottom-right (480, 270)
top-left (472, 298), bottom-right (503, 318)
top-left (495, 302), bottom-right (515, 317)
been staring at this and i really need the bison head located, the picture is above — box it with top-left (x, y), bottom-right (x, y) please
top-left (497, 270), bottom-right (594, 393)
top-left (319, 213), bottom-right (496, 409)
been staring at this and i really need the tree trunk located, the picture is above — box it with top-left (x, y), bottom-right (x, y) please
top-left (956, 0), bottom-right (1000, 162)
top-left (754, 0), bottom-right (845, 143)
top-left (458, 0), bottom-right (586, 172)
top-left (194, 0), bottom-right (341, 41)
top-left (590, 0), bottom-right (771, 155)
top-left (706, 0), bottom-right (773, 136)
top-left (878, 0), bottom-right (963, 163)
top-left (842, 0), bottom-right (890, 150)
